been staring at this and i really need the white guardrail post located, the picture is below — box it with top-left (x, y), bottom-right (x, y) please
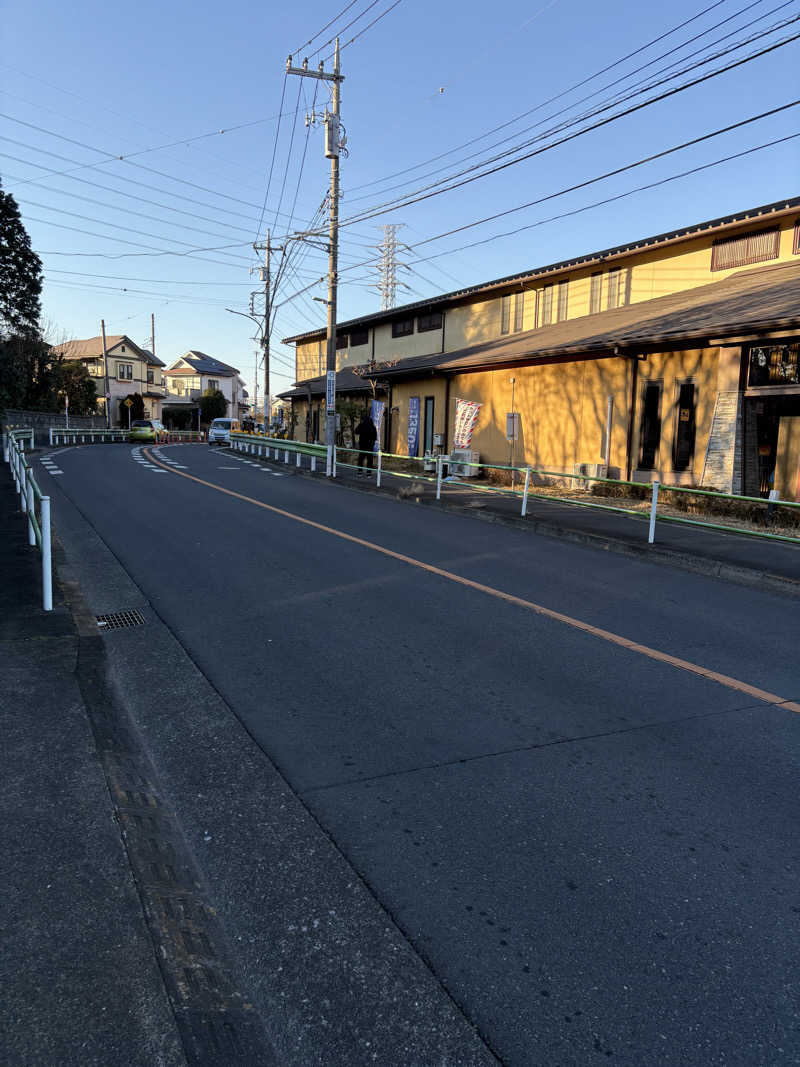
top-left (648, 479), bottom-right (660, 544)
top-left (521, 466), bottom-right (531, 517)
top-left (41, 495), bottom-right (52, 611)
top-left (436, 454), bottom-right (443, 500)
top-left (376, 449), bottom-right (382, 487)
top-left (26, 475), bottom-right (36, 545)
top-left (20, 461), bottom-right (28, 514)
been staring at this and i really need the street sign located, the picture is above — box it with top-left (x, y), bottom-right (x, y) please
top-left (124, 398), bottom-right (134, 407)
top-left (326, 370), bottom-right (336, 412)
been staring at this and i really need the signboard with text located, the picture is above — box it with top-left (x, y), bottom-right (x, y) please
top-left (326, 370), bottom-right (336, 412)
top-left (407, 396), bottom-right (420, 457)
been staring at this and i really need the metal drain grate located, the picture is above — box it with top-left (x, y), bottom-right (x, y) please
top-left (96, 610), bottom-right (146, 631)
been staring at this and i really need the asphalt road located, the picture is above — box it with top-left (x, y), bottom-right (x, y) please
top-left (40, 442), bottom-right (800, 1066)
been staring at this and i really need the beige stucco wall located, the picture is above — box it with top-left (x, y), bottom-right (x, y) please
top-left (384, 347), bottom-right (723, 485)
top-left (775, 416), bottom-right (800, 501)
top-left (631, 347), bottom-right (719, 485)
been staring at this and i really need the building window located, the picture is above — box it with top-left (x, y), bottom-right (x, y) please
top-left (557, 280), bottom-right (569, 323)
top-left (120, 345), bottom-right (126, 352)
top-left (423, 396), bottom-right (435, 454)
top-left (514, 292), bottom-right (524, 333)
top-left (748, 342), bottom-right (800, 387)
top-left (638, 383), bottom-right (662, 470)
top-left (793, 219), bottom-right (800, 255)
top-left (147, 369), bottom-right (154, 384)
top-left (350, 327), bottom-right (369, 346)
top-left (418, 311), bottom-right (443, 333)
top-left (336, 333), bottom-right (348, 350)
top-left (607, 268), bottom-right (630, 309)
top-left (673, 382), bottom-right (696, 471)
top-left (208, 379), bottom-right (219, 391)
top-left (590, 272), bottom-right (602, 314)
top-left (501, 294), bottom-right (512, 335)
top-left (711, 226), bottom-right (780, 271)
top-left (117, 362), bottom-right (133, 381)
top-left (540, 285), bottom-right (554, 327)
top-left (392, 318), bottom-right (414, 338)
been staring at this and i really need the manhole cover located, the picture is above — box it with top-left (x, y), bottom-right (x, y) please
top-left (96, 610), bottom-right (146, 631)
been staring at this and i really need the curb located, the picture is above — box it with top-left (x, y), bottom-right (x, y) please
top-left (229, 448), bottom-right (800, 599)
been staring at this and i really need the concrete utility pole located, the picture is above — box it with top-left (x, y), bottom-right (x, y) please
top-left (101, 318), bottom-right (110, 428)
top-left (151, 312), bottom-right (155, 361)
top-left (287, 39), bottom-right (345, 477)
top-left (252, 232), bottom-right (280, 431)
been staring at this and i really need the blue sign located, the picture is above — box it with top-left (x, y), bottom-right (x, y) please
top-left (371, 399), bottom-right (385, 452)
top-left (408, 396), bottom-right (420, 457)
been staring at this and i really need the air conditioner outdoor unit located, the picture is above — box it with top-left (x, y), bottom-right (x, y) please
top-left (573, 462), bottom-right (608, 486)
top-left (450, 449), bottom-right (480, 478)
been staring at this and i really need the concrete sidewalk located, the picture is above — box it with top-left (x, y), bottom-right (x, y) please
top-left (244, 446), bottom-right (800, 594)
top-left (0, 462), bottom-right (185, 1066)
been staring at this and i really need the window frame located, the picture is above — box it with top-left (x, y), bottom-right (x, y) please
top-left (116, 361), bottom-right (133, 381)
top-left (335, 333), bottom-right (349, 350)
top-left (391, 318), bottom-right (414, 339)
top-left (711, 226), bottom-right (780, 271)
top-left (349, 327), bottom-right (369, 346)
top-left (672, 379), bottom-right (697, 472)
top-left (589, 272), bottom-right (603, 315)
top-left (540, 284), bottom-right (554, 327)
top-left (500, 294), bottom-right (512, 335)
top-left (208, 378), bottom-right (220, 392)
top-left (638, 380), bottom-right (663, 471)
top-left (418, 311), bottom-right (443, 334)
top-left (513, 292), bottom-right (524, 333)
top-left (557, 280), bottom-right (569, 323)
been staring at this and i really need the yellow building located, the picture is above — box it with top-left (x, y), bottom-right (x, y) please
top-left (283, 199), bottom-right (800, 498)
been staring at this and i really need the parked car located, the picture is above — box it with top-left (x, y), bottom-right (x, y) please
top-left (207, 418), bottom-right (240, 446)
top-left (129, 419), bottom-right (167, 442)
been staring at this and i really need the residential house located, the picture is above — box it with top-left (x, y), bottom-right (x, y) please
top-left (163, 351), bottom-right (250, 420)
top-left (50, 334), bottom-right (166, 424)
top-left (282, 197), bottom-right (800, 498)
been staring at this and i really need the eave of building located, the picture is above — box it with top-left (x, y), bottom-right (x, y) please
top-left (281, 196), bottom-right (800, 345)
top-left (360, 261), bottom-right (800, 381)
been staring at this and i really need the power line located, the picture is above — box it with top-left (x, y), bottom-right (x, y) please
top-left (289, 0), bottom-right (362, 56)
top-left (327, 24), bottom-right (800, 231)
top-left (345, 0), bottom-right (789, 206)
top-left (343, 0), bottom-right (745, 196)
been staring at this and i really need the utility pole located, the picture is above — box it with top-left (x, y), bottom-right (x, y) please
top-left (101, 318), bottom-right (110, 428)
top-left (150, 312), bottom-right (155, 361)
top-left (252, 232), bottom-right (280, 432)
top-left (287, 39), bottom-right (345, 477)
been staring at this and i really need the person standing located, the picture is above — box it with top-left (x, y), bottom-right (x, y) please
top-left (355, 410), bottom-right (378, 475)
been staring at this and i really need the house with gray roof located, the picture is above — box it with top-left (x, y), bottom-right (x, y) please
top-left (164, 351), bottom-right (250, 420)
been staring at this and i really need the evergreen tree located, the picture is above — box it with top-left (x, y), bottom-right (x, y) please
top-left (0, 177), bottom-right (44, 410)
top-left (0, 177), bottom-right (42, 338)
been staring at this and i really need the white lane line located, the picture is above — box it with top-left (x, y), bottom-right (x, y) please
top-left (217, 466), bottom-right (238, 470)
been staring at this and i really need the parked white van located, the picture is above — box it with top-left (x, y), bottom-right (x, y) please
top-left (207, 418), bottom-right (240, 446)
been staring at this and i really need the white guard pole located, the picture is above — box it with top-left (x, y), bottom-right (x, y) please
top-left (377, 449), bottom-right (382, 487)
top-left (27, 478), bottom-right (35, 544)
top-left (521, 466), bottom-right (531, 516)
top-left (41, 496), bottom-right (53, 611)
top-left (20, 463), bottom-right (27, 513)
top-left (648, 479), bottom-right (660, 544)
top-left (436, 454), bottom-right (443, 500)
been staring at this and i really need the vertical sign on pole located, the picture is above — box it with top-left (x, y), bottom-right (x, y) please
top-left (407, 396), bottom-right (420, 458)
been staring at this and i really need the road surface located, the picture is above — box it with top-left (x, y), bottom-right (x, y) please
top-left (39, 441), bottom-right (800, 1066)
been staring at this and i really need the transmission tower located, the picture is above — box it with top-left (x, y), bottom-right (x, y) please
top-left (376, 224), bottom-right (406, 310)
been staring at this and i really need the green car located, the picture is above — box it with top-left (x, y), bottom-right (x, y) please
top-left (129, 419), bottom-right (166, 442)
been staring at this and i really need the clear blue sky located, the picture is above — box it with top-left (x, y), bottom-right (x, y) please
top-left (2, 0), bottom-right (798, 399)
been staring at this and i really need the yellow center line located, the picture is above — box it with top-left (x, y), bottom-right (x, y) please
top-left (143, 447), bottom-right (800, 714)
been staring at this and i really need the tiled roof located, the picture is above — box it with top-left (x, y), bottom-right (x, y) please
top-left (282, 196), bottom-right (800, 344)
top-left (181, 351), bottom-right (240, 375)
top-left (277, 367), bottom-right (384, 400)
top-left (363, 261), bottom-right (800, 380)
top-left (50, 335), bottom-right (163, 364)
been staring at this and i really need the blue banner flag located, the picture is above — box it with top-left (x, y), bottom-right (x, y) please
top-left (407, 396), bottom-right (420, 457)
